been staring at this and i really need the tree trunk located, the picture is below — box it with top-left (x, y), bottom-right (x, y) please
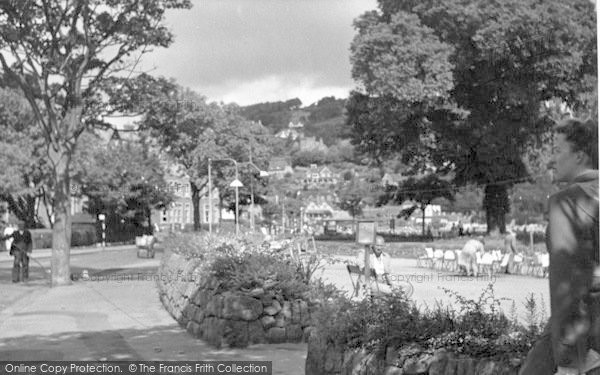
top-left (483, 184), bottom-right (510, 234)
top-left (191, 182), bottom-right (200, 231)
top-left (48, 146), bottom-right (72, 287)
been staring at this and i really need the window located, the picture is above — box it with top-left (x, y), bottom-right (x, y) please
top-left (203, 204), bottom-right (210, 223)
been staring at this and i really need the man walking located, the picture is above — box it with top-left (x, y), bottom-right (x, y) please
top-left (520, 118), bottom-right (600, 375)
top-left (1, 221), bottom-right (33, 282)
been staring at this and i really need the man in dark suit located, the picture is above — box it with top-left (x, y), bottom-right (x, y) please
top-left (519, 118), bottom-right (600, 375)
top-left (1, 220), bottom-right (32, 282)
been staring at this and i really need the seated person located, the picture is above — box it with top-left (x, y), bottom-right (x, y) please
top-left (355, 235), bottom-right (392, 295)
top-left (458, 237), bottom-right (485, 277)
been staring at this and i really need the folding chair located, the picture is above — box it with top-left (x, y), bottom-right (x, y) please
top-left (531, 253), bottom-right (549, 278)
top-left (346, 265), bottom-right (380, 298)
top-left (433, 249), bottom-right (445, 270)
top-left (512, 253), bottom-right (524, 275)
top-left (443, 250), bottom-right (457, 272)
top-left (497, 253), bottom-right (511, 274)
top-left (346, 264), bottom-right (363, 298)
top-left (417, 247), bottom-right (434, 268)
top-left (476, 252), bottom-right (495, 278)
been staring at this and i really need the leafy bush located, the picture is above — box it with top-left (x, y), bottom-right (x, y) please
top-left (162, 232), bottom-right (336, 299)
top-left (311, 283), bottom-right (545, 361)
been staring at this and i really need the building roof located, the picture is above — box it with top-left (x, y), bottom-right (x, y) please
top-left (268, 157), bottom-right (292, 171)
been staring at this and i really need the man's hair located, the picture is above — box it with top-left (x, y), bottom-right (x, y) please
top-left (555, 117), bottom-right (598, 169)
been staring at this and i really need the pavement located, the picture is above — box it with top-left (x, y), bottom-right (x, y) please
top-left (0, 246), bottom-right (307, 375)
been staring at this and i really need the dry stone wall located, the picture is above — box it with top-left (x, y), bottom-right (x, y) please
top-left (158, 251), bottom-right (315, 348)
top-left (306, 337), bottom-right (522, 375)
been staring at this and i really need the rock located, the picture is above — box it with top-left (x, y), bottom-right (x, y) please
top-left (285, 324), bottom-right (303, 342)
top-left (305, 332), bottom-right (326, 375)
top-left (202, 317), bottom-right (225, 348)
top-left (323, 343), bottom-right (343, 373)
top-left (264, 300), bottom-right (282, 316)
top-left (385, 346), bottom-right (400, 367)
top-left (192, 308), bottom-right (205, 323)
top-left (186, 321), bottom-right (202, 337)
top-left (475, 359), bottom-right (499, 375)
top-left (191, 289), bottom-right (211, 307)
top-left (182, 304), bottom-right (197, 320)
top-left (299, 300), bottom-right (311, 327)
top-left (341, 348), bottom-right (369, 374)
top-left (291, 300), bottom-right (302, 324)
top-left (261, 316), bottom-right (276, 329)
top-left (205, 295), bottom-right (224, 317)
top-left (274, 313), bottom-right (286, 328)
top-left (265, 327), bottom-right (286, 343)
top-left (383, 365), bottom-right (404, 375)
top-left (403, 353), bottom-right (432, 375)
top-left (248, 320), bottom-right (266, 344)
top-left (428, 350), bottom-right (449, 375)
top-left (395, 343), bottom-right (424, 368)
top-left (249, 288), bottom-right (265, 298)
top-left (223, 320), bottom-right (249, 348)
top-left (281, 301), bottom-right (292, 319)
top-left (222, 294), bottom-right (263, 321)
top-left (456, 357), bottom-right (476, 375)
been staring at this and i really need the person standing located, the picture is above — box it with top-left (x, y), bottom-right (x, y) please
top-left (0, 221), bottom-right (33, 282)
top-left (520, 118), bottom-right (600, 375)
top-left (503, 227), bottom-right (518, 274)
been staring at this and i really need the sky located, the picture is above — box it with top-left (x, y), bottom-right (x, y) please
top-left (138, 0), bottom-right (378, 107)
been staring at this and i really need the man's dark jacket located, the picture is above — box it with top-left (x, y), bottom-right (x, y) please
top-left (547, 170), bottom-right (600, 368)
top-left (8, 230), bottom-right (32, 255)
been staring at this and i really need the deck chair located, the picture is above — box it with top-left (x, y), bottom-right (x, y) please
top-left (433, 249), bottom-right (445, 270)
top-left (346, 265), bottom-right (379, 298)
top-left (417, 247), bottom-right (434, 268)
top-left (476, 251), bottom-right (495, 278)
top-left (443, 250), bottom-right (457, 272)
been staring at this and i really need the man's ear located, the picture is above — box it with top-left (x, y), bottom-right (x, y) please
top-left (576, 151), bottom-right (591, 166)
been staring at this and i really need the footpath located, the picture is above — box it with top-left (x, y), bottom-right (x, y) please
top-left (0, 247), bottom-right (307, 375)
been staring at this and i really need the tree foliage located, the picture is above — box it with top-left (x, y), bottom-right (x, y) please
top-left (0, 0), bottom-right (191, 285)
top-left (348, 0), bottom-right (596, 233)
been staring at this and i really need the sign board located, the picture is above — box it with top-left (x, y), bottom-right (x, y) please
top-left (356, 220), bottom-right (376, 245)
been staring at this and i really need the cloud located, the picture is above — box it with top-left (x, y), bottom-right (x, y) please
top-left (140, 0), bottom-right (377, 105)
top-left (201, 73), bottom-right (351, 106)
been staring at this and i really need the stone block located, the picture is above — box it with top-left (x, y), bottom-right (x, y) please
top-left (223, 320), bottom-right (249, 348)
top-left (186, 321), bottom-right (202, 338)
top-left (202, 317), bottom-right (226, 349)
top-left (192, 289), bottom-right (211, 307)
top-left (248, 320), bottom-right (266, 344)
top-left (222, 294), bottom-right (263, 321)
top-left (299, 300), bottom-right (311, 327)
top-left (205, 295), bottom-right (224, 317)
top-left (261, 316), bottom-right (276, 329)
top-left (281, 301), bottom-right (292, 320)
top-left (456, 357), bottom-right (476, 375)
top-left (265, 327), bottom-right (286, 343)
top-left (383, 365), bottom-right (403, 375)
top-left (264, 300), bottom-right (282, 316)
top-left (192, 308), bottom-right (205, 323)
top-left (249, 288), bottom-right (265, 298)
top-left (403, 353), bottom-right (432, 375)
top-left (428, 350), bottom-right (449, 375)
top-left (285, 324), bottom-right (303, 342)
top-left (275, 313), bottom-right (286, 328)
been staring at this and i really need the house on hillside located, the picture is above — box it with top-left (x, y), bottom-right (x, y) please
top-left (381, 173), bottom-right (403, 187)
top-left (303, 164), bottom-right (339, 186)
top-left (268, 157), bottom-right (294, 179)
top-left (303, 201), bottom-right (334, 223)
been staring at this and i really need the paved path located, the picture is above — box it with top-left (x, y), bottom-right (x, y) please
top-left (0, 248), bottom-right (306, 374)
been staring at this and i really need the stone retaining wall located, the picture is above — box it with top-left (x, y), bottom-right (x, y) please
top-left (157, 251), bottom-right (315, 348)
top-left (306, 336), bottom-right (521, 375)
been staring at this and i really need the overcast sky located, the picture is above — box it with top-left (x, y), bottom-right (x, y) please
top-left (139, 0), bottom-right (378, 107)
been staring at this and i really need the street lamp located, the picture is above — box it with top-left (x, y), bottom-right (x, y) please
top-left (208, 158), bottom-right (242, 236)
top-left (242, 161), bottom-right (269, 232)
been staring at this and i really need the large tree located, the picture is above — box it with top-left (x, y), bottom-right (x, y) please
top-left (348, 0), bottom-right (596, 233)
top-left (0, 0), bottom-right (191, 286)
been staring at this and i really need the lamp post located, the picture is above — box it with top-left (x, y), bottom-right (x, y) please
top-left (243, 161), bottom-right (268, 232)
top-left (208, 158), bottom-right (242, 236)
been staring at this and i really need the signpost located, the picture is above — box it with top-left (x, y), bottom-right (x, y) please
top-left (356, 220), bottom-right (377, 295)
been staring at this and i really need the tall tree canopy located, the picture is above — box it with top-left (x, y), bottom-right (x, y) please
top-left (0, 0), bottom-right (191, 285)
top-left (347, 0), bottom-right (596, 233)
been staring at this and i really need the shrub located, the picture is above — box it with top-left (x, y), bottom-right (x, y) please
top-left (310, 283), bottom-right (545, 361)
